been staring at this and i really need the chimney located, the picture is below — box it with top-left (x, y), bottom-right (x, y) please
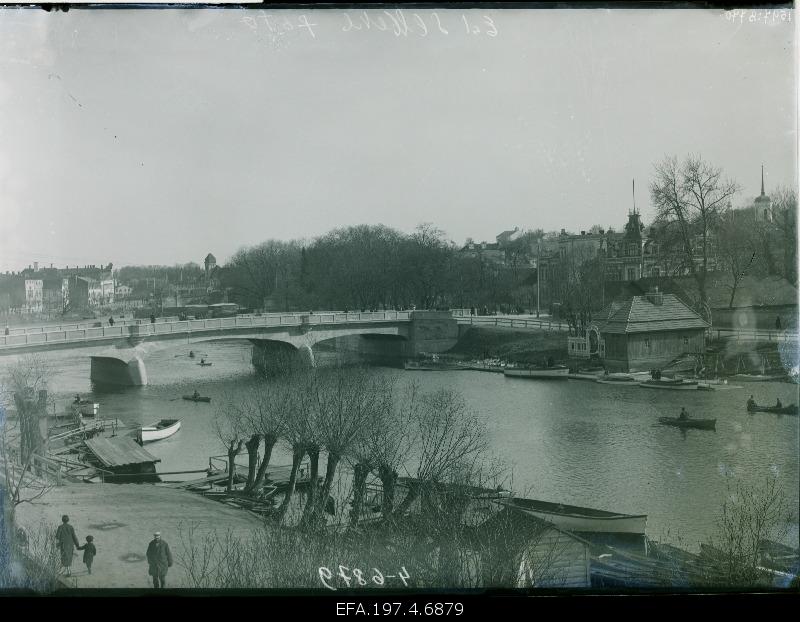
top-left (646, 286), bottom-right (663, 306)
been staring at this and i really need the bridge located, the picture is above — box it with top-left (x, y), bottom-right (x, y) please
top-left (0, 310), bottom-right (459, 386)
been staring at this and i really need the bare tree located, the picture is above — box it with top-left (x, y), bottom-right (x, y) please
top-left (0, 356), bottom-right (55, 517)
top-left (717, 211), bottom-right (760, 308)
top-left (391, 389), bottom-right (489, 520)
top-left (650, 155), bottom-right (739, 320)
top-left (213, 393), bottom-right (247, 493)
top-left (702, 474), bottom-right (795, 587)
top-left (307, 366), bottom-right (378, 527)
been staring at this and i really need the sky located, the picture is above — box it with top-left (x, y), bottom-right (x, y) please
top-left (0, 7), bottom-right (796, 271)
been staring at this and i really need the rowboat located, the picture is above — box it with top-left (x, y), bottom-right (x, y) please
top-left (197, 362), bottom-right (213, 367)
top-left (568, 372), bottom-right (603, 381)
top-left (747, 403), bottom-right (798, 416)
top-left (502, 497), bottom-right (647, 535)
top-left (639, 379), bottom-right (699, 391)
top-left (504, 366), bottom-right (569, 379)
top-left (182, 395), bottom-right (211, 403)
top-left (596, 373), bottom-right (637, 385)
top-left (658, 417), bottom-right (716, 430)
top-left (696, 384), bottom-right (715, 391)
top-left (138, 419), bottom-right (181, 444)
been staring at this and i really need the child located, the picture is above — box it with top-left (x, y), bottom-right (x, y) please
top-left (78, 535), bottom-right (97, 575)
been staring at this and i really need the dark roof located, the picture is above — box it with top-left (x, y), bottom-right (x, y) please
top-left (85, 437), bottom-right (160, 468)
top-left (205, 253), bottom-right (216, 262)
top-left (595, 293), bottom-right (708, 334)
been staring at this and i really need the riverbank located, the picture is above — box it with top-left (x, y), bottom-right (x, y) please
top-left (447, 326), bottom-right (567, 365)
top-left (13, 482), bottom-right (264, 590)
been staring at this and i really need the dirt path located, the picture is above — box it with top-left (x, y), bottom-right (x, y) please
top-left (13, 482), bottom-right (265, 589)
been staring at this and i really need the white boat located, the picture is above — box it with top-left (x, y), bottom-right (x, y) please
top-left (639, 379), bottom-right (699, 391)
top-left (137, 419), bottom-right (181, 444)
top-left (595, 374), bottom-right (638, 385)
top-left (504, 366), bottom-right (569, 379)
top-left (568, 372), bottom-right (602, 381)
top-left (503, 497), bottom-right (647, 535)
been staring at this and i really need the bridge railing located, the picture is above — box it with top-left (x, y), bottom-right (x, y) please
top-left (455, 316), bottom-right (571, 332)
top-left (0, 310), bottom-right (413, 349)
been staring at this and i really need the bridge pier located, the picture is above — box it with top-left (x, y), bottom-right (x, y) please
top-left (90, 356), bottom-right (148, 386)
top-left (251, 340), bottom-right (315, 375)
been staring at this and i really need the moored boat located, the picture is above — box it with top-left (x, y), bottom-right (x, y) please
top-left (658, 416), bottom-right (716, 430)
top-left (595, 373), bottom-right (637, 385)
top-left (197, 362), bottom-right (213, 367)
top-left (404, 361), bottom-right (462, 371)
top-left (502, 497), bottom-right (647, 535)
top-left (504, 366), bottom-right (569, 379)
top-left (182, 395), bottom-right (212, 403)
top-left (138, 419), bottom-right (182, 444)
top-left (568, 372), bottom-right (603, 381)
top-left (639, 379), bottom-right (699, 391)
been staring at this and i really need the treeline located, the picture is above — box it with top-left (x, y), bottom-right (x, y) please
top-left (220, 223), bottom-right (539, 313)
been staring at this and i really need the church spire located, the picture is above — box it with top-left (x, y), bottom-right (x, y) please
top-left (761, 165), bottom-right (765, 196)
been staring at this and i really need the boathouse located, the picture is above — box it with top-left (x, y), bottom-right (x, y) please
top-left (569, 288), bottom-right (708, 372)
top-left (84, 437), bottom-right (161, 483)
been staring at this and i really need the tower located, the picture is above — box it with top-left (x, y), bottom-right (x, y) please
top-left (754, 165), bottom-right (772, 222)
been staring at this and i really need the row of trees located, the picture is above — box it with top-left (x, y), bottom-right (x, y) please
top-left (215, 359), bottom-right (493, 531)
top-left (220, 224), bottom-right (539, 314)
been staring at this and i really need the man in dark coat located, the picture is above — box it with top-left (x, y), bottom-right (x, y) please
top-left (146, 531), bottom-right (173, 588)
top-left (55, 515), bottom-right (80, 576)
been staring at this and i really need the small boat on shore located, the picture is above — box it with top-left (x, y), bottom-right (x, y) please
top-left (658, 417), bottom-right (716, 430)
top-left (747, 403), bottom-right (799, 416)
top-left (138, 419), bottom-right (182, 444)
top-left (197, 362), bottom-right (213, 367)
top-left (696, 384), bottom-right (715, 391)
top-left (503, 497), bottom-right (647, 535)
top-left (182, 395), bottom-right (211, 403)
top-left (504, 366), bottom-right (569, 379)
top-left (639, 378), bottom-right (699, 391)
top-left (596, 373), bottom-right (637, 386)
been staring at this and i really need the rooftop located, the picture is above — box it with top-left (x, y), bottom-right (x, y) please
top-left (595, 293), bottom-right (708, 334)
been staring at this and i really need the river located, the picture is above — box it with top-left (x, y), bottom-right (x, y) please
top-left (1, 340), bottom-right (798, 552)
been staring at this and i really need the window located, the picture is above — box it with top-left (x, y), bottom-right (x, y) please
top-left (683, 336), bottom-right (689, 345)
top-left (645, 338), bottom-right (651, 348)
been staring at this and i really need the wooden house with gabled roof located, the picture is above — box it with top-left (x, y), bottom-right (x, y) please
top-left (569, 287), bottom-right (708, 372)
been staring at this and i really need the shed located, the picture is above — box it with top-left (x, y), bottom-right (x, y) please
top-left (592, 290), bottom-right (708, 372)
top-left (84, 437), bottom-right (161, 482)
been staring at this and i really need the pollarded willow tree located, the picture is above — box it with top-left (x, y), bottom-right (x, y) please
top-left (650, 155), bottom-right (739, 321)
